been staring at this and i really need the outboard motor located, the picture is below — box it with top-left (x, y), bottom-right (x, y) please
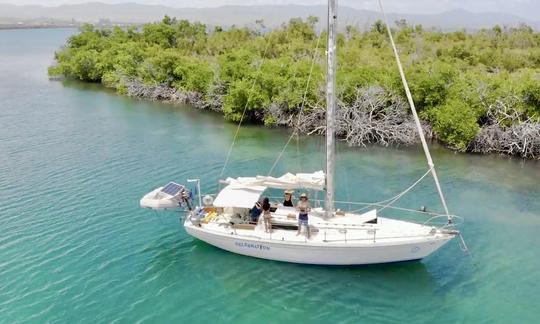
top-left (179, 188), bottom-right (194, 211)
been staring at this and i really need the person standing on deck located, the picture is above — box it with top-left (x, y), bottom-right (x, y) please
top-left (283, 189), bottom-right (294, 207)
top-left (262, 197), bottom-right (272, 233)
top-left (296, 193), bottom-right (310, 238)
top-left (250, 201), bottom-right (262, 223)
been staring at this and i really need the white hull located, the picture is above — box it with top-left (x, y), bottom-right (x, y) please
top-left (184, 219), bottom-right (454, 265)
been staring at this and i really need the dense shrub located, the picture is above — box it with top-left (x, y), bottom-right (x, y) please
top-left (49, 18), bottom-right (540, 152)
top-left (430, 100), bottom-right (480, 151)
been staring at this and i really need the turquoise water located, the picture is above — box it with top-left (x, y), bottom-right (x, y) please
top-left (1, 28), bottom-right (540, 323)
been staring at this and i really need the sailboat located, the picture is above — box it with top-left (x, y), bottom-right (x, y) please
top-left (140, 0), bottom-right (464, 265)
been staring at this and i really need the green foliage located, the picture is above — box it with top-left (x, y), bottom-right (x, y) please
top-left (223, 79), bottom-right (266, 121)
top-left (430, 99), bottom-right (480, 151)
top-left (408, 62), bottom-right (458, 111)
top-left (173, 57), bottom-right (214, 93)
top-left (218, 49), bottom-right (256, 84)
top-left (142, 22), bottom-right (176, 47)
top-left (49, 17), bottom-right (540, 150)
top-left (520, 72), bottom-right (540, 118)
top-left (138, 49), bottom-right (181, 85)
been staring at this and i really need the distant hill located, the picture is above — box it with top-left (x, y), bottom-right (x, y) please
top-left (0, 2), bottom-right (538, 30)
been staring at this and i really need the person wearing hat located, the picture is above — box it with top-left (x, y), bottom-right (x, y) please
top-left (283, 189), bottom-right (294, 207)
top-left (296, 193), bottom-right (311, 238)
top-left (250, 201), bottom-right (262, 223)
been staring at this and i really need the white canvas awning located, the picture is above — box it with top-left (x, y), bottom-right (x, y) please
top-left (213, 185), bottom-right (266, 209)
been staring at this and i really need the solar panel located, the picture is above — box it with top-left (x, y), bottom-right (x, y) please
top-left (160, 182), bottom-right (184, 196)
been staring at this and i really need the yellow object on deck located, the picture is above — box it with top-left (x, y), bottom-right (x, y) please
top-left (201, 211), bottom-right (218, 224)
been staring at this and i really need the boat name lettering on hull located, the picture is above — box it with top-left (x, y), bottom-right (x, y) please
top-left (235, 242), bottom-right (270, 251)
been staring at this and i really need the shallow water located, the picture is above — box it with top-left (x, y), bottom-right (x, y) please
top-left (1, 28), bottom-right (539, 323)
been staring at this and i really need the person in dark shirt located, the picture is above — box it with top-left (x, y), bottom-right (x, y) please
top-left (262, 197), bottom-right (272, 233)
top-left (283, 190), bottom-right (294, 207)
top-left (250, 201), bottom-right (262, 223)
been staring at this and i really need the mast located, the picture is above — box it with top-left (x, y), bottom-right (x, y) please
top-left (325, 0), bottom-right (337, 218)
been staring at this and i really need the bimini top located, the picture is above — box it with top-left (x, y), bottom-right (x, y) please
top-left (213, 185), bottom-right (266, 208)
top-left (213, 171), bottom-right (325, 209)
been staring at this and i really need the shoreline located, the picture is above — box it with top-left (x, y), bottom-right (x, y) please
top-left (118, 79), bottom-right (540, 160)
top-left (47, 20), bottom-right (540, 160)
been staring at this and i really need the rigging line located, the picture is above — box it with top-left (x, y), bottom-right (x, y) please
top-left (282, 38), bottom-right (306, 109)
top-left (342, 167), bottom-right (433, 214)
top-left (352, 168), bottom-right (431, 208)
top-left (377, 167), bottom-right (432, 212)
top-left (267, 32), bottom-right (324, 176)
top-left (219, 29), bottom-right (280, 178)
top-left (377, 0), bottom-right (451, 220)
top-left (332, 200), bottom-right (458, 218)
top-left (263, 195), bottom-right (459, 219)
top-left (348, 167), bottom-right (433, 214)
top-left (296, 131), bottom-right (301, 172)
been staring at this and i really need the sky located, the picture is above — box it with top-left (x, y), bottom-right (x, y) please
top-left (2, 0), bottom-right (539, 21)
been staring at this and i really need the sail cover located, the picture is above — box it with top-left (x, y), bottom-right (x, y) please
top-left (223, 171), bottom-right (325, 191)
top-left (254, 171), bottom-right (326, 190)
